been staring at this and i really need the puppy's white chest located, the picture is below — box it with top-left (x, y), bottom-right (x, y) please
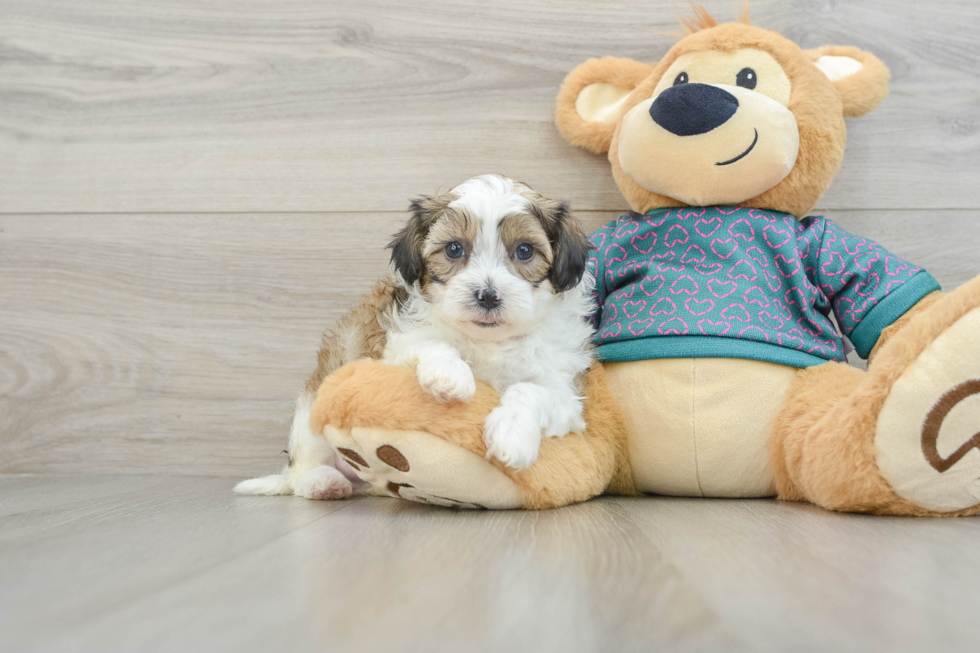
top-left (459, 341), bottom-right (534, 391)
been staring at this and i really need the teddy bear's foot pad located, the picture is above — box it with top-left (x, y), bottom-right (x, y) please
top-left (876, 307), bottom-right (980, 512)
top-left (322, 425), bottom-right (523, 509)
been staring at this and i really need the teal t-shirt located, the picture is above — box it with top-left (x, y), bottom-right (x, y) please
top-left (588, 206), bottom-right (940, 368)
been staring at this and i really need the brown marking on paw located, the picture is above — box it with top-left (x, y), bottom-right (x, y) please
top-left (337, 448), bottom-right (369, 468)
top-left (386, 481), bottom-right (414, 497)
top-left (922, 379), bottom-right (980, 473)
top-left (346, 461), bottom-right (361, 471)
top-left (376, 445), bottom-right (410, 472)
top-left (429, 493), bottom-right (488, 510)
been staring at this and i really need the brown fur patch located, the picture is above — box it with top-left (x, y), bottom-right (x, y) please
top-left (304, 275), bottom-right (404, 395)
top-left (388, 192), bottom-right (455, 287)
top-left (499, 213), bottom-right (553, 283)
top-left (420, 207), bottom-right (479, 287)
top-left (517, 185), bottom-right (593, 293)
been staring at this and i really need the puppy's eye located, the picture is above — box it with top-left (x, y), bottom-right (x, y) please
top-left (673, 72), bottom-right (689, 86)
top-left (445, 242), bottom-right (465, 259)
top-left (514, 243), bottom-right (534, 261)
top-left (736, 67), bottom-right (757, 90)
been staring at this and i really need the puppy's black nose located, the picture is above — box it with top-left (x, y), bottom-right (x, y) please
top-left (475, 287), bottom-right (500, 310)
top-left (649, 83), bottom-right (738, 136)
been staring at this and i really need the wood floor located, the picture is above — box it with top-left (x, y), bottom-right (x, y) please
top-left (3, 475), bottom-right (980, 653)
top-left (2, 0), bottom-right (980, 650)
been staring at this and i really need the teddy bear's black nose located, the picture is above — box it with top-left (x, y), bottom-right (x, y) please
top-left (649, 83), bottom-right (739, 136)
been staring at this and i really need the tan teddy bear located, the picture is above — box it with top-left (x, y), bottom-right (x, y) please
top-left (311, 8), bottom-right (980, 516)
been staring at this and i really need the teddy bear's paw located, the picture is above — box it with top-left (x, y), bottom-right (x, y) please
top-left (876, 306), bottom-right (980, 513)
top-left (483, 404), bottom-right (542, 471)
top-left (293, 465), bottom-right (353, 500)
top-left (322, 425), bottom-right (523, 509)
top-left (415, 355), bottom-right (476, 404)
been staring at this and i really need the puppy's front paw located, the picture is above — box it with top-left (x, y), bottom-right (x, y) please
top-left (483, 405), bottom-right (542, 471)
top-left (416, 355), bottom-right (476, 403)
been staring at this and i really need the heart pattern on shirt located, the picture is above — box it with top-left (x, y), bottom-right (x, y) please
top-left (588, 208), bottom-right (926, 362)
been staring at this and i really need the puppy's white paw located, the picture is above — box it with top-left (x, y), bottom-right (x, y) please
top-left (416, 356), bottom-right (476, 403)
top-left (293, 465), bottom-right (353, 500)
top-left (483, 405), bottom-right (542, 471)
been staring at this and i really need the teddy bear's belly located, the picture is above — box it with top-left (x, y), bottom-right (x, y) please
top-left (604, 357), bottom-right (800, 497)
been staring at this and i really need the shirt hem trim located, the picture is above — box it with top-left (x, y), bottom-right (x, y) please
top-left (594, 336), bottom-right (833, 369)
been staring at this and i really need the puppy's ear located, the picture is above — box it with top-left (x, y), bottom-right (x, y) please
top-left (533, 200), bottom-right (593, 292)
top-left (556, 56), bottom-right (655, 154)
top-left (803, 45), bottom-right (890, 117)
top-left (388, 196), bottom-right (443, 285)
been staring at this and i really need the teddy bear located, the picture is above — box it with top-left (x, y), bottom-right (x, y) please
top-left (309, 8), bottom-right (980, 516)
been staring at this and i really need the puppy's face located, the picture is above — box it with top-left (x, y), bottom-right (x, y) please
top-left (389, 175), bottom-right (591, 341)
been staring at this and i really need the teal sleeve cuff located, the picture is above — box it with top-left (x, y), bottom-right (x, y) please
top-left (849, 272), bottom-right (941, 359)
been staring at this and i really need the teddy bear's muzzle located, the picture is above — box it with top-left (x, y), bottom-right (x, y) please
top-left (617, 83), bottom-right (800, 207)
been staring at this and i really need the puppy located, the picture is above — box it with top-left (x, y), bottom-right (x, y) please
top-left (235, 174), bottom-right (595, 500)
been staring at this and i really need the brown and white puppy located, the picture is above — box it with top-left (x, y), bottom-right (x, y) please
top-left (235, 174), bottom-right (595, 500)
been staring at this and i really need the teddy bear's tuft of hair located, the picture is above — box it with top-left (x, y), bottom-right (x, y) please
top-left (678, 1), bottom-right (750, 36)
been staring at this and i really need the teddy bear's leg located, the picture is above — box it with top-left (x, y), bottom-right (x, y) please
top-left (771, 275), bottom-right (980, 516)
top-left (310, 360), bottom-right (631, 510)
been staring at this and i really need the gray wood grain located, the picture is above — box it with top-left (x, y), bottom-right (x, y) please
top-left (1, 0), bottom-right (978, 213)
top-left (1, 476), bottom-right (979, 653)
top-left (1, 210), bottom-right (976, 477)
top-left (0, 475), bottom-right (359, 650)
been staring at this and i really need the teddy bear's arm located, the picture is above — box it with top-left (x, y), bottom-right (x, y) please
top-left (802, 216), bottom-right (941, 359)
top-left (585, 224), bottom-right (614, 331)
top-left (867, 290), bottom-right (944, 364)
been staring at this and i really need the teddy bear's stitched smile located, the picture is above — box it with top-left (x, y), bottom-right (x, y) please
top-left (716, 128), bottom-right (759, 166)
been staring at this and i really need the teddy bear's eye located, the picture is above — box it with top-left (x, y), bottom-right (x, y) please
top-left (673, 72), bottom-right (689, 86)
top-left (736, 67), bottom-right (757, 90)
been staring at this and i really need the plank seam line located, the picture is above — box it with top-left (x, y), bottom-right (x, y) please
top-left (1, 208), bottom-right (975, 217)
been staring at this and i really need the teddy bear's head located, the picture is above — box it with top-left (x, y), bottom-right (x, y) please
top-left (555, 6), bottom-right (890, 218)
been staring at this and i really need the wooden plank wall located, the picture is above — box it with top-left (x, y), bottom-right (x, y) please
top-left (2, 0), bottom-right (978, 476)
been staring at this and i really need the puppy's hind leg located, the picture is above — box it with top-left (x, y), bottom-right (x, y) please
top-left (292, 465), bottom-right (353, 501)
top-left (235, 393), bottom-right (353, 500)
top-left (287, 393), bottom-right (355, 500)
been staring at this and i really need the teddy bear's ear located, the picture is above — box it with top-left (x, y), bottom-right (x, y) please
top-left (555, 57), bottom-right (655, 154)
top-left (803, 45), bottom-right (890, 117)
